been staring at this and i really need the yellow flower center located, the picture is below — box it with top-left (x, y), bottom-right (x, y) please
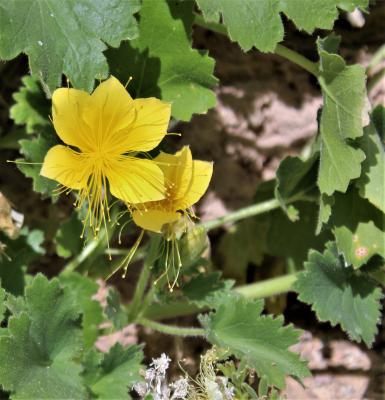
top-left (76, 152), bottom-right (114, 238)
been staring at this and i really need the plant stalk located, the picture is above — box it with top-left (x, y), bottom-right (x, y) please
top-left (144, 273), bottom-right (298, 320)
top-left (274, 44), bottom-right (319, 76)
top-left (62, 229), bottom-right (107, 274)
top-left (128, 235), bottom-right (161, 321)
top-left (198, 198), bottom-right (281, 231)
top-left (138, 317), bottom-right (206, 337)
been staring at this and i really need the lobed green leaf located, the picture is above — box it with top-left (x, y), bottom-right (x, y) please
top-left (84, 343), bottom-right (143, 399)
top-left (200, 295), bottom-right (310, 389)
top-left (182, 272), bottom-right (234, 308)
top-left (275, 154), bottom-right (318, 221)
top-left (317, 37), bottom-right (367, 195)
top-left (294, 242), bottom-right (383, 346)
top-left (10, 76), bottom-right (51, 134)
top-left (331, 188), bottom-right (385, 268)
top-left (59, 272), bottom-right (104, 349)
top-left (0, 0), bottom-right (140, 92)
top-left (0, 274), bottom-right (85, 399)
top-left (107, 0), bottom-right (217, 121)
top-left (17, 132), bottom-right (58, 199)
top-left (356, 119), bottom-right (385, 213)
top-left (196, 0), bottom-right (368, 52)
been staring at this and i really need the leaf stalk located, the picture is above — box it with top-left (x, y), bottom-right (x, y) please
top-left (138, 317), bottom-right (206, 337)
top-left (144, 273), bottom-right (298, 320)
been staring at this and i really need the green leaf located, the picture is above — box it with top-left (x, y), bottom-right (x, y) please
top-left (196, 0), bottom-right (283, 52)
top-left (59, 272), bottom-right (104, 349)
top-left (17, 131), bottom-right (58, 198)
top-left (4, 294), bottom-right (25, 317)
top-left (105, 287), bottom-right (128, 330)
top-left (55, 214), bottom-right (83, 258)
top-left (317, 38), bottom-right (367, 195)
top-left (294, 242), bottom-right (383, 346)
top-left (267, 202), bottom-right (332, 271)
top-left (196, 0), bottom-right (368, 52)
top-left (331, 188), bottom-right (385, 268)
top-left (182, 272), bottom-right (234, 308)
top-left (26, 229), bottom-right (45, 255)
top-left (356, 123), bottom-right (385, 213)
top-left (0, 0), bottom-right (140, 92)
top-left (85, 344), bottom-right (143, 399)
top-left (0, 285), bottom-right (5, 323)
top-left (275, 154), bottom-right (318, 220)
top-left (0, 228), bottom-right (45, 295)
top-left (108, 0), bottom-right (217, 121)
top-left (10, 75), bottom-right (51, 134)
top-left (0, 274), bottom-right (85, 399)
top-left (372, 105), bottom-right (385, 141)
top-left (217, 217), bottom-right (269, 279)
top-left (200, 295), bottom-right (310, 389)
top-left (280, 0), bottom-right (368, 34)
top-left (316, 193), bottom-right (335, 234)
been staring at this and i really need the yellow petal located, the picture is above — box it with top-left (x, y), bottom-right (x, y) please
top-left (132, 209), bottom-right (181, 233)
top-left (40, 145), bottom-right (90, 190)
top-left (52, 88), bottom-right (93, 151)
top-left (155, 146), bottom-right (193, 200)
top-left (178, 159), bottom-right (213, 209)
top-left (120, 98), bottom-right (171, 152)
top-left (84, 76), bottom-right (135, 149)
top-left (107, 158), bottom-right (166, 204)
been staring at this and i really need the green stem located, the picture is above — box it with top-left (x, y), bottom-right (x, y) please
top-left (194, 14), bottom-right (319, 77)
top-left (128, 236), bottom-right (161, 321)
top-left (138, 317), bottom-right (206, 337)
top-left (198, 198), bottom-right (280, 231)
top-left (144, 273), bottom-right (298, 320)
top-left (236, 273), bottom-right (298, 298)
top-left (367, 68), bottom-right (385, 93)
top-left (194, 13), bottom-right (228, 35)
top-left (62, 208), bottom-right (119, 275)
top-left (367, 44), bottom-right (385, 73)
top-left (274, 44), bottom-right (319, 76)
top-left (62, 229), bottom-right (107, 274)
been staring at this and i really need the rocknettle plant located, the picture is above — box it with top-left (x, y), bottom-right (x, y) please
top-left (0, 0), bottom-right (384, 399)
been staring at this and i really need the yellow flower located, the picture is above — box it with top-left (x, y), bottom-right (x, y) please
top-left (132, 146), bottom-right (213, 234)
top-left (40, 76), bottom-right (170, 235)
top-left (129, 146), bottom-right (212, 289)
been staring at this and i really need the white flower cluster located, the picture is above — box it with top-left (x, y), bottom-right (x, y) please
top-left (204, 377), bottom-right (235, 400)
top-left (133, 352), bottom-right (235, 400)
top-left (133, 353), bottom-right (189, 400)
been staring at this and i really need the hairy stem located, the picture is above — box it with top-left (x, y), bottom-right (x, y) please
top-left (194, 13), bottom-right (228, 35)
top-left (144, 273), bottom-right (298, 320)
top-left (198, 198), bottom-right (280, 231)
top-left (138, 317), bottom-right (206, 337)
top-left (274, 44), bottom-right (319, 76)
top-left (194, 14), bottom-right (319, 76)
top-left (198, 191), bottom-right (314, 231)
top-left (128, 235), bottom-right (161, 321)
top-left (62, 207), bottom-right (119, 274)
top-left (62, 228), bottom-right (108, 274)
